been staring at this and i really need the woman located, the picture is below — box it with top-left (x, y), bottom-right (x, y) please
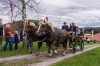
top-left (4, 24), bottom-right (13, 51)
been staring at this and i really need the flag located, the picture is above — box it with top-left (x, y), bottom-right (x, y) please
top-left (46, 17), bottom-right (48, 21)
top-left (10, 2), bottom-right (13, 22)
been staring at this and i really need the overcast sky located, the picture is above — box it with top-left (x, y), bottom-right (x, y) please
top-left (0, 0), bottom-right (100, 28)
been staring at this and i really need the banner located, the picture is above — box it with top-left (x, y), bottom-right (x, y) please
top-left (46, 17), bottom-right (48, 21)
top-left (10, 2), bottom-right (13, 22)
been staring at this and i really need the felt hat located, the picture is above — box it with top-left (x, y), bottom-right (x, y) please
top-left (63, 22), bottom-right (66, 24)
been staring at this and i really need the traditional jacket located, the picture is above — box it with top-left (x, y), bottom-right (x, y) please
top-left (5, 28), bottom-right (12, 38)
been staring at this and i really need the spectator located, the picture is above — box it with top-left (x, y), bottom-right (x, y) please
top-left (20, 30), bottom-right (23, 41)
top-left (4, 24), bottom-right (13, 51)
top-left (62, 22), bottom-right (69, 31)
top-left (14, 31), bottom-right (20, 50)
top-left (87, 38), bottom-right (90, 43)
top-left (0, 18), bottom-right (4, 50)
top-left (93, 39), bottom-right (96, 43)
top-left (9, 34), bottom-right (14, 49)
top-left (86, 37), bottom-right (88, 41)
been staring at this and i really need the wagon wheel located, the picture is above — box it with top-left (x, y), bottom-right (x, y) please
top-left (72, 42), bottom-right (77, 53)
top-left (80, 40), bottom-right (84, 51)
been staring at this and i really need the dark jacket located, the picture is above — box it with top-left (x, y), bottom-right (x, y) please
top-left (20, 30), bottom-right (23, 41)
top-left (14, 34), bottom-right (19, 44)
top-left (69, 26), bottom-right (76, 32)
top-left (62, 25), bottom-right (68, 31)
top-left (9, 37), bottom-right (14, 45)
top-left (0, 26), bottom-right (3, 36)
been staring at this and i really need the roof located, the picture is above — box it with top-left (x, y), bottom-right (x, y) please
top-left (93, 33), bottom-right (100, 41)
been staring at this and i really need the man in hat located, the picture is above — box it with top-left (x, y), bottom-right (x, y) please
top-left (0, 18), bottom-right (4, 49)
top-left (62, 22), bottom-right (68, 31)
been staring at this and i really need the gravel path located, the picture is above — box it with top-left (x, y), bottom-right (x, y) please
top-left (0, 44), bottom-right (100, 66)
top-left (28, 44), bottom-right (100, 66)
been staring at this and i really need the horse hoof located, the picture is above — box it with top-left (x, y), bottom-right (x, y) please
top-left (48, 51), bottom-right (50, 53)
top-left (54, 51), bottom-right (58, 55)
top-left (49, 54), bottom-right (52, 57)
top-left (66, 52), bottom-right (67, 54)
top-left (30, 51), bottom-right (32, 54)
top-left (62, 53), bottom-right (66, 56)
top-left (36, 53), bottom-right (39, 56)
top-left (55, 53), bottom-right (58, 55)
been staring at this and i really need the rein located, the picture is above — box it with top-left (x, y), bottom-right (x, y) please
top-left (45, 30), bottom-right (66, 39)
top-left (33, 37), bottom-right (47, 42)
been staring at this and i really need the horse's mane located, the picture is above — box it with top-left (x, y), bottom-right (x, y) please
top-left (39, 20), bottom-right (55, 32)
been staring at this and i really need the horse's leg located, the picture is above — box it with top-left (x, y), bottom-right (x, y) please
top-left (66, 40), bottom-right (69, 53)
top-left (53, 46), bottom-right (57, 55)
top-left (48, 44), bottom-right (50, 53)
top-left (49, 41), bottom-right (57, 56)
top-left (62, 42), bottom-right (68, 56)
top-left (36, 42), bottom-right (42, 55)
top-left (26, 39), bottom-right (32, 54)
top-left (52, 43), bottom-right (58, 55)
top-left (48, 43), bottom-right (53, 56)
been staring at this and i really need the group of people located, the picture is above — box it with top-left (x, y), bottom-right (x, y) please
top-left (0, 18), bottom-right (33, 51)
top-left (0, 17), bottom-right (84, 51)
top-left (62, 22), bottom-right (84, 38)
top-left (0, 18), bottom-right (20, 51)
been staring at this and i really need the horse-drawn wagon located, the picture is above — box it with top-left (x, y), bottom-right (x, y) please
top-left (68, 32), bottom-right (84, 53)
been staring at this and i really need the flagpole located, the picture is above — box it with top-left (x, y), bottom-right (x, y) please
top-left (92, 30), bottom-right (94, 41)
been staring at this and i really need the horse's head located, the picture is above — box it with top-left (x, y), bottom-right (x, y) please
top-left (37, 20), bottom-right (55, 36)
top-left (23, 20), bottom-right (36, 33)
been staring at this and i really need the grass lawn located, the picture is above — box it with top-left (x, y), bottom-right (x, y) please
top-left (51, 45), bottom-right (100, 66)
top-left (0, 41), bottom-right (48, 57)
top-left (0, 41), bottom-right (99, 58)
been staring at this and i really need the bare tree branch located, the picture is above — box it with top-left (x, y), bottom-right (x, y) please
top-left (0, 0), bottom-right (44, 21)
top-left (26, 0), bottom-right (31, 4)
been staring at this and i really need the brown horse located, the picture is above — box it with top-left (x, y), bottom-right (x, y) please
top-left (23, 20), bottom-right (46, 55)
top-left (37, 21), bottom-right (69, 56)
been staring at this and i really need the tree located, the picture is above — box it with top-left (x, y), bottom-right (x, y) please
top-left (0, 0), bottom-right (43, 21)
top-left (84, 28), bottom-right (100, 34)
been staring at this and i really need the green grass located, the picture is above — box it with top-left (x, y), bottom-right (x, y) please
top-left (84, 41), bottom-right (99, 45)
top-left (0, 41), bottom-right (99, 58)
top-left (51, 46), bottom-right (100, 66)
top-left (0, 41), bottom-right (48, 57)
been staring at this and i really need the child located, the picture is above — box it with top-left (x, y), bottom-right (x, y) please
top-left (9, 34), bottom-right (14, 51)
top-left (14, 31), bottom-right (20, 50)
